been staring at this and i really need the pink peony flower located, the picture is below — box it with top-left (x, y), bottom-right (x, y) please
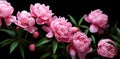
top-left (84, 9), bottom-right (108, 33)
top-left (30, 3), bottom-right (53, 25)
top-left (50, 16), bottom-right (78, 42)
top-left (97, 39), bottom-right (117, 58)
top-left (14, 11), bottom-right (37, 33)
top-left (0, 0), bottom-right (14, 18)
top-left (33, 31), bottom-right (39, 38)
top-left (29, 43), bottom-right (36, 52)
top-left (0, 0), bottom-right (14, 27)
top-left (72, 31), bottom-right (92, 59)
top-left (72, 31), bottom-right (92, 52)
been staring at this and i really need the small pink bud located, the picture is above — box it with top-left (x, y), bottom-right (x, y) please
top-left (33, 31), bottom-right (39, 38)
top-left (29, 43), bottom-right (36, 52)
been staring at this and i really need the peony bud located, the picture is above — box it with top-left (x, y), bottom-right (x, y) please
top-left (29, 43), bottom-right (36, 52)
top-left (33, 31), bottom-right (39, 38)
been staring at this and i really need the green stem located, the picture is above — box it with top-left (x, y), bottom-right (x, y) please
top-left (25, 32), bottom-right (28, 40)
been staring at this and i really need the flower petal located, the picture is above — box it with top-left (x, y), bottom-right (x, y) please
top-left (89, 24), bottom-right (98, 33)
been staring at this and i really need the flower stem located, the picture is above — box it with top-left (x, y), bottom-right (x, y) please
top-left (25, 32), bottom-right (28, 40)
top-left (78, 52), bottom-right (86, 59)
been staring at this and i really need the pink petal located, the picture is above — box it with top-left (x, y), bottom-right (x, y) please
top-left (86, 47), bottom-right (93, 53)
top-left (30, 4), bottom-right (35, 16)
top-left (36, 18), bottom-right (45, 25)
top-left (28, 18), bottom-right (35, 26)
top-left (70, 27), bottom-right (79, 33)
top-left (25, 26), bottom-right (37, 33)
top-left (70, 48), bottom-right (76, 59)
top-left (46, 31), bottom-right (53, 38)
top-left (89, 24), bottom-right (99, 33)
top-left (66, 45), bottom-right (76, 59)
top-left (42, 26), bottom-right (51, 32)
top-left (83, 15), bottom-right (92, 23)
top-left (17, 11), bottom-right (21, 19)
top-left (4, 16), bottom-right (16, 26)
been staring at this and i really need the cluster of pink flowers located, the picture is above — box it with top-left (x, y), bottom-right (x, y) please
top-left (0, 0), bottom-right (118, 59)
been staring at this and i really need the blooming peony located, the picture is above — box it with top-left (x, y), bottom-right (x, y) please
top-left (0, 0), bottom-right (14, 27)
top-left (72, 31), bottom-right (92, 52)
top-left (14, 11), bottom-right (37, 33)
top-left (50, 16), bottom-right (78, 42)
top-left (97, 39), bottom-right (117, 58)
top-left (67, 31), bottom-right (92, 59)
top-left (30, 3), bottom-right (53, 25)
top-left (43, 16), bottom-right (78, 42)
top-left (0, 0), bottom-right (14, 17)
top-left (72, 31), bottom-right (92, 59)
top-left (84, 9), bottom-right (108, 34)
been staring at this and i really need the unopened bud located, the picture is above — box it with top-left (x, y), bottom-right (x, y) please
top-left (29, 43), bottom-right (36, 52)
top-left (33, 31), bottom-right (39, 38)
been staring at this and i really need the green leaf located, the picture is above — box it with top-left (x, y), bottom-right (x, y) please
top-left (39, 53), bottom-right (50, 59)
top-left (91, 35), bottom-right (96, 45)
top-left (0, 39), bottom-right (11, 45)
top-left (94, 57), bottom-right (99, 59)
top-left (17, 28), bottom-right (24, 37)
top-left (0, 28), bottom-right (15, 37)
top-left (52, 54), bottom-right (57, 59)
top-left (68, 15), bottom-right (77, 26)
top-left (1, 39), bottom-right (15, 47)
top-left (52, 40), bottom-right (58, 54)
top-left (116, 28), bottom-right (120, 38)
top-left (115, 42), bottom-right (120, 51)
top-left (116, 28), bottom-right (120, 34)
top-left (10, 41), bottom-right (19, 53)
top-left (19, 44), bottom-right (25, 59)
top-left (111, 35), bottom-right (120, 43)
top-left (84, 28), bottom-right (89, 35)
top-left (80, 25), bottom-right (88, 28)
top-left (78, 17), bottom-right (83, 26)
top-left (36, 37), bottom-right (52, 47)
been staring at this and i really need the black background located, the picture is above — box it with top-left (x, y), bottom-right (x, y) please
top-left (7, 0), bottom-right (119, 27)
top-left (0, 0), bottom-right (119, 59)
